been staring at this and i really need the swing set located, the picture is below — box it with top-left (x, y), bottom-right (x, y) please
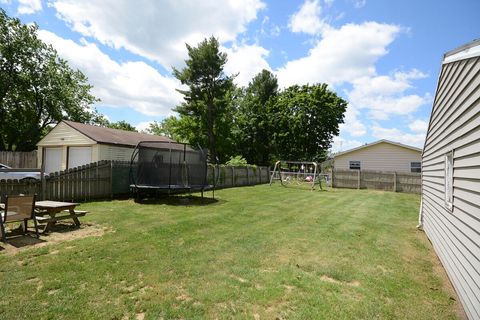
top-left (269, 160), bottom-right (326, 190)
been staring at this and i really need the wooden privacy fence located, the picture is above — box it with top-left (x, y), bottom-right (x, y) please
top-left (332, 169), bottom-right (421, 194)
top-left (0, 151), bottom-right (37, 168)
top-left (209, 165), bottom-right (270, 188)
top-left (0, 161), bottom-right (270, 201)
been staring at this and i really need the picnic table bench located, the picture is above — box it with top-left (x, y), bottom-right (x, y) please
top-left (34, 201), bottom-right (88, 233)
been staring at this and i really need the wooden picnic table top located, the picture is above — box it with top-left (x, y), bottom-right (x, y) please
top-left (35, 201), bottom-right (79, 210)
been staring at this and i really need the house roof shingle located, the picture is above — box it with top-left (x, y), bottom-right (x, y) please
top-left (63, 120), bottom-right (173, 147)
top-left (333, 139), bottom-right (422, 158)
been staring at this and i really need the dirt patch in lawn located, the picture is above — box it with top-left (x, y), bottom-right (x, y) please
top-left (0, 223), bottom-right (112, 255)
top-left (320, 275), bottom-right (360, 287)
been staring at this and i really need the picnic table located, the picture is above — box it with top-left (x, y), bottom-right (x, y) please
top-left (34, 201), bottom-right (87, 233)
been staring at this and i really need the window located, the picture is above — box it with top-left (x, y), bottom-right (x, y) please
top-left (445, 151), bottom-right (453, 210)
top-left (411, 162), bottom-right (421, 173)
top-left (349, 161), bottom-right (361, 170)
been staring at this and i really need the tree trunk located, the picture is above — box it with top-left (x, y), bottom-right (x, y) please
top-left (207, 102), bottom-right (217, 163)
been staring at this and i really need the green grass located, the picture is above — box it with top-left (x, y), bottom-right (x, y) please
top-left (0, 185), bottom-right (461, 319)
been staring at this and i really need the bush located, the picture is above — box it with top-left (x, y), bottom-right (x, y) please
top-left (226, 155), bottom-right (248, 166)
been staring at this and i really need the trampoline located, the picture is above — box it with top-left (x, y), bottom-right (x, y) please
top-left (129, 141), bottom-right (215, 199)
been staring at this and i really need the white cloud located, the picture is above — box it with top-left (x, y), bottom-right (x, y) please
top-left (51, 0), bottom-right (265, 70)
top-left (353, 0), bottom-right (366, 8)
top-left (260, 15), bottom-right (281, 37)
top-left (223, 44), bottom-right (271, 86)
top-left (331, 136), bottom-right (362, 153)
top-left (289, 0), bottom-right (330, 35)
top-left (17, 0), bottom-right (42, 14)
top-left (38, 30), bottom-right (182, 116)
top-left (277, 22), bottom-right (401, 87)
top-left (135, 121), bottom-right (153, 133)
top-left (347, 70), bottom-right (429, 120)
top-left (409, 119), bottom-right (429, 134)
top-left (371, 125), bottom-right (426, 148)
top-left (324, 0), bottom-right (334, 6)
top-left (340, 107), bottom-right (367, 137)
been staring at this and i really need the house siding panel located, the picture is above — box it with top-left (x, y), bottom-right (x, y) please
top-left (97, 144), bottom-right (135, 162)
top-left (334, 142), bottom-right (421, 172)
top-left (422, 51), bottom-right (480, 319)
top-left (37, 122), bottom-right (95, 146)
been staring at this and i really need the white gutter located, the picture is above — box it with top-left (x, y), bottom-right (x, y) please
top-left (416, 198), bottom-right (423, 229)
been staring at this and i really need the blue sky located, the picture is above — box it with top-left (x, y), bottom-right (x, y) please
top-left (1, 0), bottom-right (479, 152)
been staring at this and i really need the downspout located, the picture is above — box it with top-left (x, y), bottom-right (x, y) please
top-left (417, 198), bottom-right (423, 230)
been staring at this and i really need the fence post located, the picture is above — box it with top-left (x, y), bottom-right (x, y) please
top-left (332, 170), bottom-right (335, 188)
top-left (41, 169), bottom-right (46, 201)
top-left (231, 166), bottom-right (235, 187)
top-left (393, 172), bottom-right (397, 192)
top-left (110, 161), bottom-right (114, 199)
top-left (357, 170), bottom-right (361, 189)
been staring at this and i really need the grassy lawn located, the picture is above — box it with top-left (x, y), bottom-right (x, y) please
top-left (0, 185), bottom-right (461, 319)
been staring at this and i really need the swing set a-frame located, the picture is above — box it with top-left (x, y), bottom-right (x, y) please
top-left (269, 160), bottom-right (324, 190)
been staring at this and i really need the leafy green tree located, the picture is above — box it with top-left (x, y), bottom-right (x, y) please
top-left (234, 69), bottom-right (278, 165)
top-left (0, 10), bottom-right (101, 151)
top-left (108, 120), bottom-right (137, 132)
top-left (173, 36), bottom-right (234, 162)
top-left (271, 84), bottom-right (347, 162)
top-left (147, 117), bottom-right (192, 143)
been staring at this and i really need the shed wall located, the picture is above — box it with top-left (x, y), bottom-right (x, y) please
top-left (334, 142), bottom-right (421, 172)
top-left (97, 144), bottom-right (135, 162)
top-left (37, 122), bottom-right (95, 146)
top-left (37, 122), bottom-right (96, 169)
top-left (422, 55), bottom-right (480, 319)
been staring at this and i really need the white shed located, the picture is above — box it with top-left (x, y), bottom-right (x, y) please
top-left (37, 120), bottom-right (173, 173)
top-left (420, 40), bottom-right (480, 319)
top-left (333, 139), bottom-right (422, 172)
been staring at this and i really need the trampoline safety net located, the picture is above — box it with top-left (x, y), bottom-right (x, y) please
top-left (129, 141), bottom-right (213, 196)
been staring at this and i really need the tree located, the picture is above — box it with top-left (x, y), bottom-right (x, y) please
top-left (0, 10), bottom-right (101, 151)
top-left (108, 120), bottom-right (137, 132)
top-left (173, 37), bottom-right (234, 162)
top-left (271, 84), bottom-right (347, 162)
top-left (234, 69), bottom-right (278, 165)
top-left (147, 117), bottom-right (192, 143)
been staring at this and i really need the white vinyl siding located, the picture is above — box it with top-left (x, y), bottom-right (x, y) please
top-left (37, 122), bottom-right (95, 169)
top-left (68, 146), bottom-right (92, 169)
top-left (37, 122), bottom-right (95, 146)
top-left (334, 142), bottom-right (422, 172)
top-left (97, 144), bottom-right (135, 162)
top-left (422, 50), bottom-right (480, 319)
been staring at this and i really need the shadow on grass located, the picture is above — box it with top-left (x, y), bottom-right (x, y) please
top-left (41, 223), bottom-right (85, 235)
top-left (134, 195), bottom-right (223, 206)
top-left (0, 231), bottom-right (46, 249)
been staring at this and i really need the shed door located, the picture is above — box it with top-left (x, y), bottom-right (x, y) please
top-left (68, 146), bottom-right (92, 169)
top-left (44, 147), bottom-right (63, 173)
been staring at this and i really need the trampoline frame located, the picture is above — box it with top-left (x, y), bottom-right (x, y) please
top-left (129, 141), bottom-right (216, 199)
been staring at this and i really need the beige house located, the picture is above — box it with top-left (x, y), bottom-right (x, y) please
top-left (37, 120), bottom-right (173, 173)
top-left (333, 140), bottom-right (422, 172)
top-left (420, 40), bottom-right (480, 319)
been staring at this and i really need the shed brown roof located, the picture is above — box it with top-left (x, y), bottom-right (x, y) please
top-left (63, 120), bottom-right (173, 147)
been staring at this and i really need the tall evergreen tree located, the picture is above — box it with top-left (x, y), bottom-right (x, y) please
top-left (173, 37), bottom-right (234, 162)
